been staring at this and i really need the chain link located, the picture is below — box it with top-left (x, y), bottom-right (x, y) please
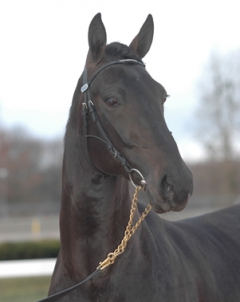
top-left (98, 186), bottom-right (152, 271)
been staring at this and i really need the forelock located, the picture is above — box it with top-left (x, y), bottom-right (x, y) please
top-left (105, 42), bottom-right (143, 63)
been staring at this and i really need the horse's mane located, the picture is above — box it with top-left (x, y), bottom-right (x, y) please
top-left (105, 42), bottom-right (143, 62)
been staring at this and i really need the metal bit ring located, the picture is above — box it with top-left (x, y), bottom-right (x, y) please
top-left (129, 168), bottom-right (147, 188)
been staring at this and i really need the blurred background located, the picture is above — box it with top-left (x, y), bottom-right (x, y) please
top-left (0, 0), bottom-right (240, 301)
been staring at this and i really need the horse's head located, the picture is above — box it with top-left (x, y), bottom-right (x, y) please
top-left (79, 13), bottom-right (193, 214)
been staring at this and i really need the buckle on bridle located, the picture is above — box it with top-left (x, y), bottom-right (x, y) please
top-left (81, 83), bottom-right (89, 92)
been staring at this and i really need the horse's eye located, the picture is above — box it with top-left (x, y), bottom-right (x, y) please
top-left (105, 98), bottom-right (118, 106)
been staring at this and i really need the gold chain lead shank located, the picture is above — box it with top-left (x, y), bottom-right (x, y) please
top-left (98, 186), bottom-right (152, 271)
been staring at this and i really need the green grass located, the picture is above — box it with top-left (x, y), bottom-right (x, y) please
top-left (0, 276), bottom-right (51, 302)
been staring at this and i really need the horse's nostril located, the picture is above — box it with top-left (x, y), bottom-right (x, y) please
top-left (159, 176), bottom-right (174, 200)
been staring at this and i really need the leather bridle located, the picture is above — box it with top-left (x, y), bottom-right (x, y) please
top-left (81, 59), bottom-right (147, 188)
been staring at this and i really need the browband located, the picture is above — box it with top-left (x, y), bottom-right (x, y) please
top-left (81, 59), bottom-right (145, 93)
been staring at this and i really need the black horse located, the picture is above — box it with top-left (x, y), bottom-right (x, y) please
top-left (48, 14), bottom-right (240, 301)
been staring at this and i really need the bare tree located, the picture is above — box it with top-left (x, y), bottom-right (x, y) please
top-left (194, 50), bottom-right (240, 194)
top-left (195, 50), bottom-right (240, 161)
top-left (0, 126), bottom-right (62, 206)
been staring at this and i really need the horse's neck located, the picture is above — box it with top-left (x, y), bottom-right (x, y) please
top-left (59, 130), bottom-right (132, 278)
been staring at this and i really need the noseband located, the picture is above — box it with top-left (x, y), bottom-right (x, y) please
top-left (81, 59), bottom-right (147, 188)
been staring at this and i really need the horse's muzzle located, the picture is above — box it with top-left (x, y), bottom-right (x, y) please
top-left (146, 169), bottom-right (193, 214)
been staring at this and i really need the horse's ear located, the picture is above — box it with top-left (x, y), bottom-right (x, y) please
top-left (88, 13), bottom-right (107, 62)
top-left (129, 14), bottom-right (154, 59)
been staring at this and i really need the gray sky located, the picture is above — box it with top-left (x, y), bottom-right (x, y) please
top-left (0, 0), bottom-right (240, 161)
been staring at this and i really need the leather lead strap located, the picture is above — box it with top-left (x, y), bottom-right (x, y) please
top-left (36, 269), bottom-right (101, 302)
